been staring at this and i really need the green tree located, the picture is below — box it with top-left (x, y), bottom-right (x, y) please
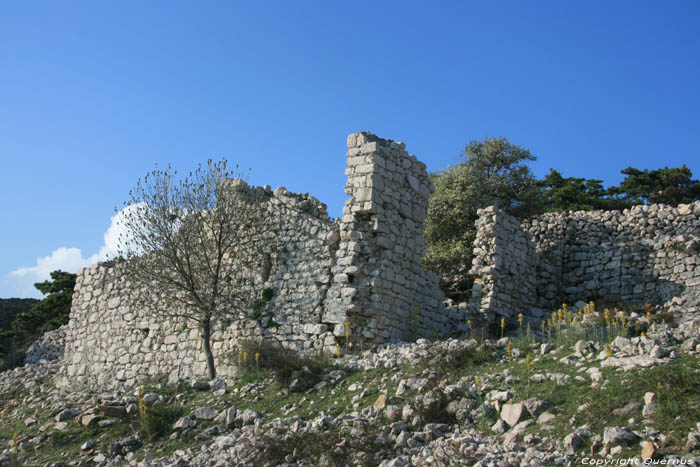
top-left (608, 165), bottom-right (700, 206)
top-left (10, 271), bottom-right (76, 346)
top-left (424, 137), bottom-right (541, 296)
top-left (116, 160), bottom-right (267, 380)
top-left (0, 271), bottom-right (75, 368)
top-left (539, 169), bottom-right (625, 212)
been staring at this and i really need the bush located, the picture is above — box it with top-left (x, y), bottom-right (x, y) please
top-left (139, 405), bottom-right (185, 441)
top-left (0, 349), bottom-right (26, 372)
top-left (424, 137), bottom-right (540, 298)
top-left (233, 339), bottom-right (333, 392)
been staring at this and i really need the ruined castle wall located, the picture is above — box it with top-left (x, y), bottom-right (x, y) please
top-left (323, 133), bottom-right (451, 343)
top-left (58, 132), bottom-right (455, 390)
top-left (469, 202), bottom-right (700, 323)
top-left (59, 187), bottom-right (340, 390)
top-left (468, 206), bottom-right (537, 323)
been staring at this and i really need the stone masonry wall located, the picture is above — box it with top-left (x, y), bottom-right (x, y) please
top-left (58, 132), bottom-right (458, 390)
top-left (323, 133), bottom-right (451, 343)
top-left (59, 186), bottom-right (339, 389)
top-left (469, 202), bottom-right (700, 325)
top-left (468, 206), bottom-right (537, 324)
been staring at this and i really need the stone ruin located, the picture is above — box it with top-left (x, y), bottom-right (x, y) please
top-left (56, 131), bottom-right (700, 390)
top-left (57, 132), bottom-right (467, 389)
top-left (468, 203), bottom-right (700, 327)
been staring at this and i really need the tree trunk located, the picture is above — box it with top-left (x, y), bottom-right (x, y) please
top-left (201, 318), bottom-right (216, 380)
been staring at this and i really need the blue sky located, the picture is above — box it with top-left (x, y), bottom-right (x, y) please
top-left (1, 1), bottom-right (699, 298)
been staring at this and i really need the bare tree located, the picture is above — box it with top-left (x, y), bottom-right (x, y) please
top-left (116, 159), bottom-right (267, 379)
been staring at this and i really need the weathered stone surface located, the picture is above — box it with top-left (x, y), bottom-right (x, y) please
top-left (57, 132), bottom-right (462, 391)
top-left (468, 201), bottom-right (700, 327)
top-left (500, 403), bottom-right (526, 427)
top-left (603, 426), bottom-right (641, 446)
top-left (56, 409), bottom-right (79, 422)
top-left (193, 407), bottom-right (219, 420)
top-left (373, 393), bottom-right (387, 410)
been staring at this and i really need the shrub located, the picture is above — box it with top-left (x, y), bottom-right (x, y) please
top-left (233, 339), bottom-right (333, 391)
top-left (139, 405), bottom-right (185, 441)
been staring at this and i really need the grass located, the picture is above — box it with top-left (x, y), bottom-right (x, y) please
top-left (232, 338), bottom-right (336, 392)
top-left (1, 299), bottom-right (697, 464)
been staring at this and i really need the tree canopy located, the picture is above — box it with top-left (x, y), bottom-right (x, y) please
top-left (117, 159), bottom-right (267, 379)
top-left (424, 138), bottom-right (700, 297)
top-left (424, 137), bottom-right (540, 296)
top-left (608, 165), bottom-right (700, 206)
top-left (0, 271), bottom-right (75, 369)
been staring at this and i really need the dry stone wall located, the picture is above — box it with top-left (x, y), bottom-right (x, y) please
top-left (59, 186), bottom-right (339, 389)
top-left (58, 132), bottom-right (460, 390)
top-left (468, 206), bottom-right (537, 324)
top-left (323, 133), bottom-right (453, 343)
top-left (469, 202), bottom-right (700, 325)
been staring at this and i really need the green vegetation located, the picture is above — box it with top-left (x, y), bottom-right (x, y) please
top-left (424, 136), bottom-right (700, 296)
top-left (424, 137), bottom-right (540, 295)
top-left (0, 271), bottom-right (75, 370)
top-left (0, 298), bottom-right (39, 332)
top-left (233, 338), bottom-right (335, 392)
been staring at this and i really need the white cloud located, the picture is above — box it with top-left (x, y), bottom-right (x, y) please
top-left (0, 206), bottom-right (140, 299)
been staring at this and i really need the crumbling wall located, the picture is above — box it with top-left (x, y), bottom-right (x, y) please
top-left (468, 206), bottom-right (537, 324)
top-left (58, 132), bottom-right (457, 390)
top-left (59, 186), bottom-right (339, 389)
top-left (323, 133), bottom-right (451, 343)
top-left (469, 202), bottom-right (700, 325)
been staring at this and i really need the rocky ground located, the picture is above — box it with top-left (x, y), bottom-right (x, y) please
top-left (3, 308), bottom-right (700, 466)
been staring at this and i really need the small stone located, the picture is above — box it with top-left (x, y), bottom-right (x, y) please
top-left (641, 441), bottom-right (658, 460)
top-left (603, 426), bottom-right (641, 446)
top-left (55, 409), bottom-right (80, 422)
top-left (81, 440), bottom-right (94, 451)
top-left (643, 392), bottom-right (657, 405)
top-left (373, 394), bottom-right (387, 410)
top-left (501, 403), bottom-right (526, 427)
top-left (193, 407), bottom-right (219, 420)
top-left (192, 380), bottom-right (210, 390)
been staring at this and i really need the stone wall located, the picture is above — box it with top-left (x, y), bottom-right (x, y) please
top-left (57, 132), bottom-right (459, 390)
top-left (323, 133), bottom-right (451, 342)
top-left (469, 202), bottom-right (700, 325)
top-left (468, 206), bottom-right (537, 324)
